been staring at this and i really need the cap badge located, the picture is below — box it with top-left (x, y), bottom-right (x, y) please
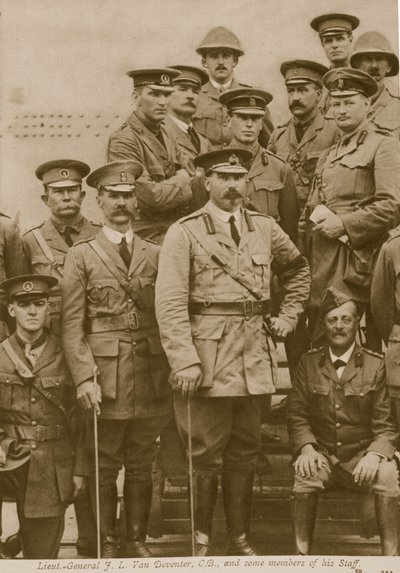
top-left (60, 169), bottom-right (69, 179)
top-left (120, 172), bottom-right (127, 182)
top-left (23, 281), bottom-right (34, 292)
top-left (160, 74), bottom-right (170, 85)
top-left (229, 154), bottom-right (239, 165)
top-left (338, 78), bottom-right (344, 89)
top-left (249, 97), bottom-right (256, 106)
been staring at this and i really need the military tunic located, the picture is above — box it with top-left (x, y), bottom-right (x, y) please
top-left (300, 121), bottom-right (400, 308)
top-left (155, 203), bottom-right (309, 471)
top-left (0, 333), bottom-right (85, 558)
top-left (23, 216), bottom-right (100, 329)
top-left (193, 79), bottom-right (274, 149)
top-left (268, 111), bottom-right (339, 210)
top-left (243, 145), bottom-right (299, 242)
top-left (368, 86), bottom-right (400, 140)
top-left (108, 112), bottom-right (193, 242)
top-left (288, 345), bottom-right (398, 492)
top-left (0, 215), bottom-right (28, 339)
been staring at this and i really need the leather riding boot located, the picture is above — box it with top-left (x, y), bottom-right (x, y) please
top-left (3, 532), bottom-right (22, 558)
top-left (290, 492), bottom-right (318, 555)
top-left (124, 481), bottom-right (153, 557)
top-left (90, 483), bottom-right (119, 558)
top-left (375, 494), bottom-right (400, 556)
top-left (190, 472), bottom-right (218, 556)
top-left (222, 471), bottom-right (260, 556)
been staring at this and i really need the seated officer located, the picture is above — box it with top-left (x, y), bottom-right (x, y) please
top-left (288, 287), bottom-right (400, 556)
top-left (0, 275), bottom-right (86, 559)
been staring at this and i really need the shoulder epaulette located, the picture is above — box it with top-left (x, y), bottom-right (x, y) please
top-left (277, 119), bottom-right (291, 129)
top-left (178, 209), bottom-right (205, 224)
top-left (23, 222), bottom-right (45, 236)
top-left (143, 237), bottom-right (158, 245)
top-left (263, 149), bottom-right (286, 165)
top-left (386, 226), bottom-right (400, 243)
top-left (72, 236), bottom-right (97, 247)
top-left (306, 346), bottom-right (323, 354)
top-left (90, 221), bottom-right (102, 228)
top-left (246, 210), bottom-right (272, 219)
top-left (238, 82), bottom-right (251, 88)
top-left (0, 213), bottom-right (11, 219)
top-left (373, 128), bottom-right (393, 137)
top-left (363, 347), bottom-right (384, 359)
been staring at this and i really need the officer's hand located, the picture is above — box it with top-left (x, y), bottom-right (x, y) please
top-left (269, 317), bottom-right (293, 339)
top-left (176, 169), bottom-right (191, 185)
top-left (294, 444), bottom-right (329, 478)
top-left (313, 212), bottom-right (346, 239)
top-left (77, 380), bottom-right (102, 415)
top-left (0, 445), bottom-right (6, 467)
top-left (174, 365), bottom-right (203, 399)
top-left (353, 452), bottom-right (381, 487)
top-left (72, 475), bottom-right (86, 500)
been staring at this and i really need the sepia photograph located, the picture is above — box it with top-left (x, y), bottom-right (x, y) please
top-left (0, 0), bottom-right (400, 570)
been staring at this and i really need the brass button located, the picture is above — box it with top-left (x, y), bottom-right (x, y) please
top-left (336, 422), bottom-right (341, 428)
top-left (30, 397), bottom-right (37, 404)
top-left (359, 392), bottom-right (364, 396)
top-left (5, 379), bottom-right (10, 384)
top-left (322, 183), bottom-right (327, 188)
top-left (128, 298), bottom-right (133, 303)
top-left (337, 441), bottom-right (342, 447)
top-left (335, 404), bottom-right (340, 410)
top-left (336, 385), bottom-right (341, 390)
top-left (31, 421), bottom-right (37, 427)
top-left (245, 316), bottom-right (250, 321)
top-left (31, 443), bottom-right (38, 450)
top-left (132, 342), bottom-right (137, 346)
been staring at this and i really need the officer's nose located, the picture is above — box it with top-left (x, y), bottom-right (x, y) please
top-left (117, 195), bottom-right (127, 206)
top-left (27, 303), bottom-right (38, 315)
top-left (62, 190), bottom-right (71, 200)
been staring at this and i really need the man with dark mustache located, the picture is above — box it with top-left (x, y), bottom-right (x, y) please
top-left (108, 68), bottom-right (193, 243)
top-left (268, 60), bottom-right (339, 213)
top-left (22, 159), bottom-right (99, 557)
top-left (193, 26), bottom-right (273, 148)
top-left (350, 32), bottom-right (400, 140)
top-left (155, 148), bottom-right (310, 556)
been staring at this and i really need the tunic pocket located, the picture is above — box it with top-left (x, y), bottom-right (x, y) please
top-left (87, 337), bottom-right (119, 400)
top-left (134, 333), bottom-right (170, 401)
top-left (191, 315), bottom-right (226, 388)
top-left (250, 178), bottom-right (282, 220)
top-left (87, 279), bottom-right (118, 305)
top-left (0, 374), bottom-right (24, 410)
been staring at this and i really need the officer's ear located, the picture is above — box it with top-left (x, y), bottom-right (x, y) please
top-left (315, 85), bottom-right (322, 103)
top-left (96, 189), bottom-right (104, 208)
top-left (41, 189), bottom-right (49, 206)
top-left (201, 56), bottom-right (208, 70)
top-left (80, 189), bottom-right (86, 202)
top-left (233, 56), bottom-right (239, 68)
top-left (7, 302), bottom-right (16, 318)
top-left (204, 176), bottom-right (211, 193)
top-left (363, 95), bottom-right (371, 113)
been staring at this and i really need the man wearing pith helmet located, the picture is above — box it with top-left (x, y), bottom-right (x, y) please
top-left (108, 68), bottom-right (194, 243)
top-left (0, 274), bottom-right (87, 558)
top-left (310, 13), bottom-right (360, 69)
top-left (268, 60), bottom-right (339, 212)
top-left (62, 160), bottom-right (172, 558)
top-left (299, 68), bottom-right (400, 350)
top-left (193, 26), bottom-right (274, 148)
top-left (155, 148), bottom-right (310, 556)
top-left (351, 31), bottom-right (400, 139)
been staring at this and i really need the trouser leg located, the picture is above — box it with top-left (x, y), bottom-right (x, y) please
top-left (124, 415), bottom-right (169, 558)
top-left (191, 472), bottom-right (218, 556)
top-left (375, 494), bottom-right (400, 555)
top-left (74, 488), bottom-right (97, 556)
top-left (19, 514), bottom-right (64, 559)
top-left (290, 492), bottom-right (318, 555)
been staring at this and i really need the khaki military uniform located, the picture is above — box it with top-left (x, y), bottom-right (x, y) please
top-left (0, 332), bottom-right (85, 558)
top-left (163, 114), bottom-right (210, 212)
top-left (0, 215), bottom-right (28, 339)
top-left (288, 344), bottom-right (398, 493)
top-left (193, 80), bottom-right (274, 149)
top-left (243, 145), bottom-right (299, 243)
top-left (155, 203), bottom-right (309, 471)
top-left (62, 229), bottom-right (171, 543)
top-left (300, 121), bottom-right (400, 309)
top-left (108, 112), bottom-right (193, 243)
top-left (368, 87), bottom-right (400, 140)
top-left (23, 216), bottom-right (99, 331)
top-left (268, 111), bottom-right (339, 210)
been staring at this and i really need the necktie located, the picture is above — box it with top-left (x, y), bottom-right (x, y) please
top-left (187, 126), bottom-right (200, 153)
top-left (295, 122), bottom-right (305, 143)
top-left (64, 226), bottom-right (74, 247)
top-left (333, 359), bottom-right (346, 370)
top-left (229, 215), bottom-right (240, 246)
top-left (119, 236), bottom-right (131, 268)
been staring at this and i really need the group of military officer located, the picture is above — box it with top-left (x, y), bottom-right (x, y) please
top-left (1, 9), bottom-right (400, 560)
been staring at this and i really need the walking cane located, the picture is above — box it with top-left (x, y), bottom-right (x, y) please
top-left (187, 397), bottom-right (196, 556)
top-left (93, 369), bottom-right (101, 559)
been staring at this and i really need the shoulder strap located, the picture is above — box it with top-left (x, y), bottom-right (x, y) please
top-left (32, 229), bottom-right (64, 278)
top-left (88, 239), bottom-right (131, 294)
top-left (2, 339), bottom-right (34, 379)
top-left (180, 221), bottom-right (264, 301)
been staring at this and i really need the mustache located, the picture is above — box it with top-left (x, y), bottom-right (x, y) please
top-left (224, 189), bottom-right (241, 199)
top-left (289, 102), bottom-right (305, 110)
top-left (216, 65), bottom-right (227, 70)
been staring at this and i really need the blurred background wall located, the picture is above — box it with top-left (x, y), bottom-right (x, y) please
top-left (0, 0), bottom-right (398, 228)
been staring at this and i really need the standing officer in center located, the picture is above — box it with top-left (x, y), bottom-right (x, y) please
top-left (155, 148), bottom-right (310, 556)
top-left (62, 160), bottom-right (172, 558)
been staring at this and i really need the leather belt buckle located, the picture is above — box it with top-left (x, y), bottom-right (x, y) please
top-left (35, 426), bottom-right (45, 442)
top-left (128, 311), bottom-right (139, 330)
top-left (243, 300), bottom-right (254, 316)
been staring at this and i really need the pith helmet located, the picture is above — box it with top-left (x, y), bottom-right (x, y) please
top-left (196, 26), bottom-right (244, 57)
top-left (350, 32), bottom-right (399, 77)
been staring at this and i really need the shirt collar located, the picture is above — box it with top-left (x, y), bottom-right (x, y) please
top-left (51, 213), bottom-right (83, 234)
top-left (168, 114), bottom-right (192, 134)
top-left (207, 200), bottom-right (241, 224)
top-left (329, 342), bottom-right (356, 365)
top-left (102, 225), bottom-right (134, 244)
top-left (209, 77), bottom-right (234, 92)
